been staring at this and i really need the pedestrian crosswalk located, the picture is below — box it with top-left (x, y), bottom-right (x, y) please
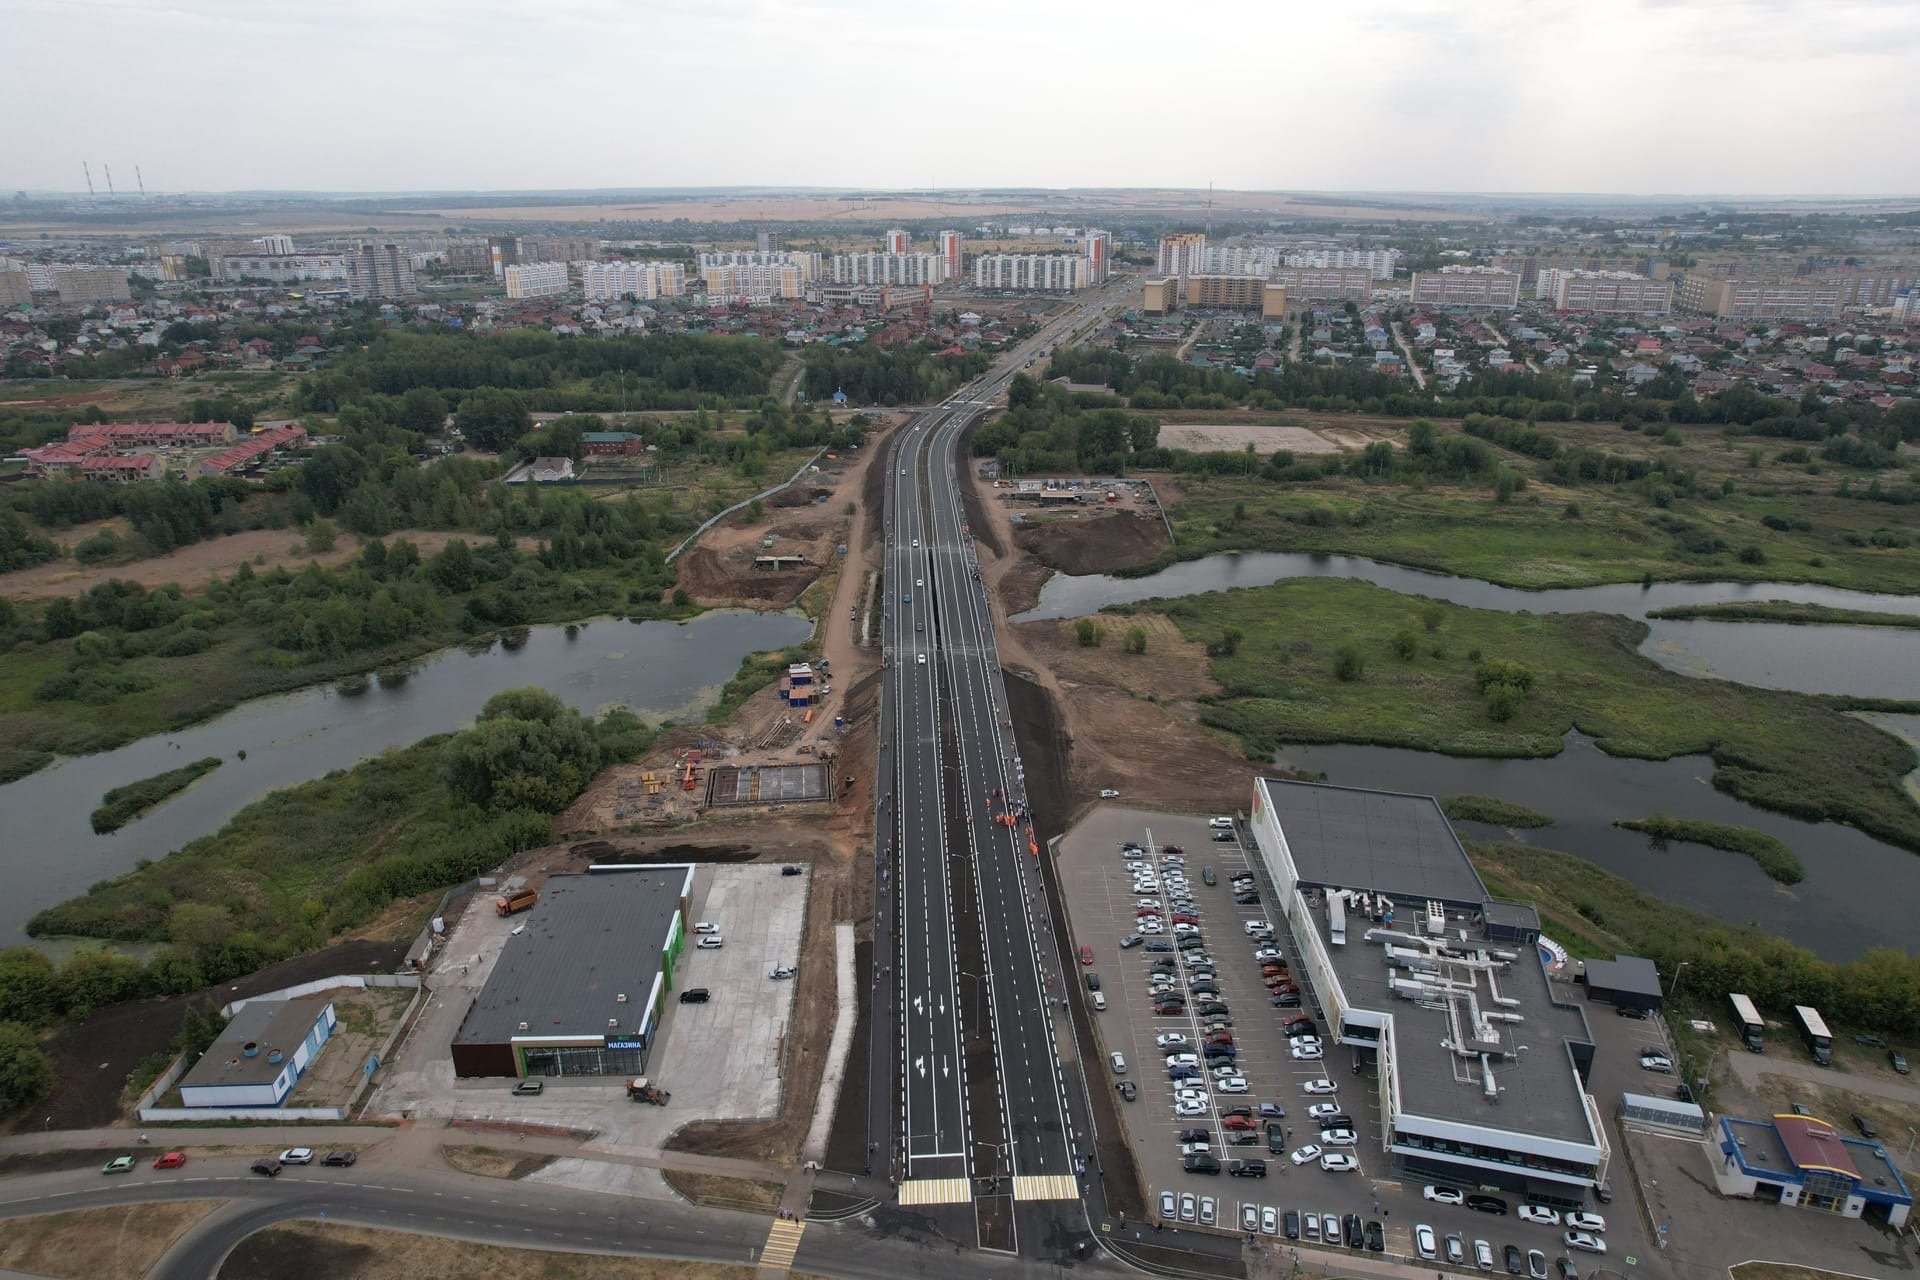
top-left (1013, 1173), bottom-right (1080, 1201)
top-left (898, 1176), bottom-right (973, 1205)
top-left (758, 1217), bottom-right (806, 1273)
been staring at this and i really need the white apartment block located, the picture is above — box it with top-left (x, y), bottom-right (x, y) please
top-left (1536, 268), bottom-right (1673, 315)
top-left (1409, 266), bottom-right (1522, 308)
top-left (253, 234), bottom-right (296, 255)
top-left (697, 251), bottom-right (821, 283)
top-left (1158, 233), bottom-right (1207, 280)
top-left (1083, 229), bottom-right (1111, 284)
top-left (582, 261), bottom-right (684, 301)
top-left (886, 229), bottom-right (911, 255)
top-left (827, 253), bottom-right (949, 286)
top-left (1284, 247), bottom-right (1401, 278)
top-left (702, 262), bottom-right (806, 301)
top-left (215, 253), bottom-right (349, 284)
top-left (504, 261), bottom-right (569, 299)
top-left (939, 231), bottom-right (964, 281)
top-left (972, 254), bottom-right (1089, 292)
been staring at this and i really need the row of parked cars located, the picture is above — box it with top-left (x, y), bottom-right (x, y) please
top-left (1417, 1185), bottom-right (1608, 1273)
top-left (105, 1147), bottom-right (358, 1177)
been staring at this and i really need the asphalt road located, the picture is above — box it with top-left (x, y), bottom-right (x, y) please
top-left (0, 1158), bottom-right (1129, 1280)
top-left (878, 280), bottom-right (1135, 1252)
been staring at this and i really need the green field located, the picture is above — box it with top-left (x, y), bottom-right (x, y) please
top-left (1131, 577), bottom-right (1920, 853)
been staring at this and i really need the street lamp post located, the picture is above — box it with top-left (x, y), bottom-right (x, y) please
top-left (1667, 960), bottom-right (1691, 1002)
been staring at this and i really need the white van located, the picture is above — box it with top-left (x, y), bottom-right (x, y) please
top-left (1208, 816), bottom-right (1234, 829)
top-left (1109, 1051), bottom-right (1126, 1074)
top-left (1090, 991), bottom-right (1107, 1012)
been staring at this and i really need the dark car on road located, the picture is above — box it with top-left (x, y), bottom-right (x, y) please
top-left (1894, 1050), bottom-right (1911, 1075)
top-left (1854, 1113), bottom-right (1879, 1138)
top-left (1467, 1194), bottom-right (1509, 1215)
top-left (321, 1150), bottom-right (357, 1167)
top-left (512, 1080), bottom-right (545, 1095)
top-left (1266, 1123), bottom-right (1286, 1154)
top-left (250, 1158), bottom-right (281, 1177)
top-left (1228, 1159), bottom-right (1267, 1178)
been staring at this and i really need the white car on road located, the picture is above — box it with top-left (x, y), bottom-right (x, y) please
top-left (1564, 1231), bottom-right (1607, 1254)
top-left (1289, 1145), bottom-right (1322, 1165)
top-left (1565, 1211), bottom-right (1607, 1234)
top-left (1518, 1205), bottom-right (1562, 1226)
top-left (1320, 1152), bottom-right (1358, 1172)
top-left (1290, 1044), bottom-right (1324, 1061)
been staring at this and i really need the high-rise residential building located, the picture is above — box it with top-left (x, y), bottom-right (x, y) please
top-left (886, 228), bottom-right (911, 255)
top-left (444, 242), bottom-right (493, 274)
top-left (1183, 275), bottom-right (1288, 317)
top-left (517, 236), bottom-right (598, 264)
top-left (1283, 246), bottom-right (1400, 279)
top-left (1083, 229), bottom-right (1111, 284)
top-left (702, 263), bottom-right (806, 301)
top-left (253, 234), bottom-right (296, 256)
top-left (1264, 266), bottom-right (1374, 302)
top-left (1408, 266), bottom-right (1521, 308)
top-left (1157, 232), bottom-right (1207, 280)
top-left (698, 251), bottom-right (821, 283)
top-left (504, 262), bottom-right (569, 299)
top-left (215, 252), bottom-right (349, 284)
top-left (583, 261), bottom-right (684, 301)
top-left (54, 266), bottom-right (131, 304)
top-left (756, 226), bottom-right (785, 254)
top-left (1678, 275), bottom-right (1830, 319)
top-left (1537, 269), bottom-right (1673, 315)
top-left (939, 230), bottom-right (964, 282)
top-left (1142, 278), bottom-right (1179, 315)
top-left (0, 271), bottom-right (31, 306)
top-left (827, 253), bottom-right (949, 286)
top-left (488, 236), bottom-right (520, 280)
top-left (348, 243), bottom-right (416, 299)
top-left (972, 254), bottom-right (1088, 292)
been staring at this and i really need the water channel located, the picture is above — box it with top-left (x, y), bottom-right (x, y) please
top-left (1013, 551), bottom-right (1920, 960)
top-left (0, 609), bottom-right (814, 945)
top-left (1272, 735), bottom-right (1920, 961)
top-left (1016, 550), bottom-right (1920, 697)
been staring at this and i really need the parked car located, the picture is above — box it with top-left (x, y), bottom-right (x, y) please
top-left (250, 1158), bottom-right (282, 1177)
top-left (1159, 1191), bottom-right (1176, 1220)
top-left (101, 1155), bottom-right (136, 1175)
top-left (1320, 1152), bottom-right (1358, 1172)
top-left (1518, 1205), bottom-right (1562, 1226)
top-left (1424, 1185), bottom-right (1465, 1205)
top-left (1179, 1192), bottom-right (1197, 1223)
top-left (1365, 1220), bottom-right (1385, 1252)
top-left (1304, 1078), bottom-right (1339, 1095)
top-left (1182, 1153), bottom-right (1221, 1175)
top-left (1267, 1123), bottom-right (1286, 1154)
top-left (1116, 1081), bottom-right (1137, 1101)
top-left (1564, 1212), bottom-right (1606, 1234)
top-left (280, 1148), bottom-right (314, 1165)
top-left (1466, 1194), bottom-right (1509, 1215)
top-left (512, 1080), bottom-right (545, 1096)
top-left (1445, 1233), bottom-right (1466, 1265)
top-left (1227, 1159), bottom-right (1267, 1178)
top-left (1854, 1113), bottom-right (1879, 1138)
top-left (1563, 1231), bottom-right (1607, 1255)
top-left (1505, 1244), bottom-right (1525, 1274)
top-left (1290, 1144), bottom-right (1322, 1165)
top-left (1415, 1224), bottom-right (1438, 1259)
top-left (321, 1150), bottom-right (357, 1167)
top-left (1528, 1249), bottom-right (1550, 1280)
top-left (1891, 1050), bottom-right (1910, 1075)
top-left (1078, 946), bottom-right (1094, 965)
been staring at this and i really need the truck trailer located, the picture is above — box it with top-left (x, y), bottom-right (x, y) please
top-left (495, 888), bottom-right (538, 916)
top-left (1730, 993), bottom-right (1764, 1052)
top-left (1794, 1004), bottom-right (1832, 1065)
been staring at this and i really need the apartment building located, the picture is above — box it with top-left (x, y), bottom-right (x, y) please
top-left (972, 254), bottom-right (1088, 292)
top-left (1157, 232), bottom-right (1207, 280)
top-left (347, 243), bottom-right (416, 299)
top-left (1537, 269), bottom-right (1674, 315)
top-left (214, 252), bottom-right (349, 284)
top-left (697, 251), bottom-right (821, 283)
top-left (504, 262), bottom-right (569, 299)
top-left (1266, 266), bottom-right (1374, 302)
top-left (253, 234), bottom-right (296, 255)
top-left (1678, 275), bottom-right (1843, 319)
top-left (702, 263), bottom-right (806, 301)
top-left (1141, 277), bottom-right (1179, 315)
top-left (582, 261), bottom-right (684, 301)
top-left (828, 253), bottom-right (949, 286)
top-left (0, 271), bottom-right (31, 306)
top-left (1083, 229), bottom-right (1111, 284)
top-left (939, 230), bottom-right (964, 282)
top-left (54, 267), bottom-right (132, 304)
top-left (444, 241), bottom-right (493, 274)
top-left (1408, 266), bottom-right (1522, 308)
top-left (1285, 246), bottom-right (1401, 279)
top-left (886, 229), bottom-right (911, 255)
top-left (519, 236), bottom-right (598, 265)
top-left (1184, 274), bottom-right (1287, 316)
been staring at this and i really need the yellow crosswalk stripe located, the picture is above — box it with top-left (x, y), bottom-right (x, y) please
top-left (898, 1176), bottom-right (973, 1205)
top-left (1013, 1173), bottom-right (1079, 1201)
top-left (758, 1218), bottom-right (806, 1272)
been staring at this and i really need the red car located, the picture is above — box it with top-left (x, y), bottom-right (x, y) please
top-left (1078, 946), bottom-right (1094, 966)
top-left (1222, 1115), bottom-right (1259, 1131)
top-left (153, 1151), bottom-right (187, 1169)
top-left (1171, 913), bottom-right (1201, 926)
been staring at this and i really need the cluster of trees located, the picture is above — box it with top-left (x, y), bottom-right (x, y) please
top-left (800, 343), bottom-right (992, 405)
top-left (969, 375), bottom-right (1160, 473)
top-left (298, 330), bottom-right (784, 417)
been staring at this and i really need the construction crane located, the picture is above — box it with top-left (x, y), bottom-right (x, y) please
top-left (82, 162), bottom-right (95, 200)
top-left (103, 164), bottom-right (115, 197)
top-left (136, 165), bottom-right (146, 197)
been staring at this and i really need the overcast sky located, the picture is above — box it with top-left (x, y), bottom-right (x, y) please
top-left (6, 0), bottom-right (1918, 196)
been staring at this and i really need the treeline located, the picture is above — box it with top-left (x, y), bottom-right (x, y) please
top-left (1043, 345), bottom-right (1920, 460)
top-left (969, 375), bottom-right (1160, 473)
top-left (298, 329), bottom-right (784, 417)
top-left (800, 343), bottom-right (992, 405)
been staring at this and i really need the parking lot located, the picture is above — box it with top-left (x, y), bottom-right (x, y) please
top-left (369, 864), bottom-right (807, 1173)
top-left (1061, 805), bottom-right (1645, 1276)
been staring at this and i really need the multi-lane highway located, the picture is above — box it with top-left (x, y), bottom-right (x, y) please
top-left (878, 281), bottom-right (1130, 1249)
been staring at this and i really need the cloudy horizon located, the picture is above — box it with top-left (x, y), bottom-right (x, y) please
top-left (6, 0), bottom-right (1918, 197)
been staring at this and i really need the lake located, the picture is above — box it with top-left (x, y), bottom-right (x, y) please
top-left (1273, 733), bottom-right (1920, 961)
top-left (1016, 550), bottom-right (1920, 696)
top-left (0, 609), bottom-right (813, 945)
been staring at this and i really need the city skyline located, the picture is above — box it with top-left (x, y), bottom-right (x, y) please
top-left (5, 0), bottom-right (1919, 197)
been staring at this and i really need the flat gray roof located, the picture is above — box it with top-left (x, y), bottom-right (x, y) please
top-left (1584, 954), bottom-right (1662, 999)
top-left (1314, 894), bottom-right (1596, 1145)
top-left (1260, 779), bottom-right (1486, 905)
top-left (181, 994), bottom-right (333, 1090)
top-left (454, 871), bottom-right (682, 1048)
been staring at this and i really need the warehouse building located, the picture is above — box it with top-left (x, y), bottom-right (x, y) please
top-left (178, 995), bottom-right (337, 1108)
top-left (1245, 779), bottom-right (1608, 1205)
top-left (1579, 953), bottom-right (1664, 1014)
top-left (451, 866), bottom-right (693, 1079)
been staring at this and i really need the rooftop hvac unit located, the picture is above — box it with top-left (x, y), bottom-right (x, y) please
top-left (616, 993), bottom-right (628, 1003)
top-left (609, 1018), bottom-right (619, 1028)
top-left (517, 1021), bottom-right (529, 1031)
top-left (1425, 900), bottom-right (1446, 936)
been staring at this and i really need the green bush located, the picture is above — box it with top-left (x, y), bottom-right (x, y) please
top-left (73, 530), bottom-right (121, 565)
top-left (1391, 628), bottom-right (1418, 661)
top-left (1076, 618), bottom-right (1102, 648)
top-left (1333, 645), bottom-right (1365, 682)
top-left (0, 1022), bottom-right (53, 1116)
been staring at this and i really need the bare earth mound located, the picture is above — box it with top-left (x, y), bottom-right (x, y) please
top-left (1157, 423), bottom-right (1344, 454)
top-left (1012, 510), bottom-right (1168, 575)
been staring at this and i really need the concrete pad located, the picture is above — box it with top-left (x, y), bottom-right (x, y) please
top-left (524, 1155), bottom-right (674, 1202)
